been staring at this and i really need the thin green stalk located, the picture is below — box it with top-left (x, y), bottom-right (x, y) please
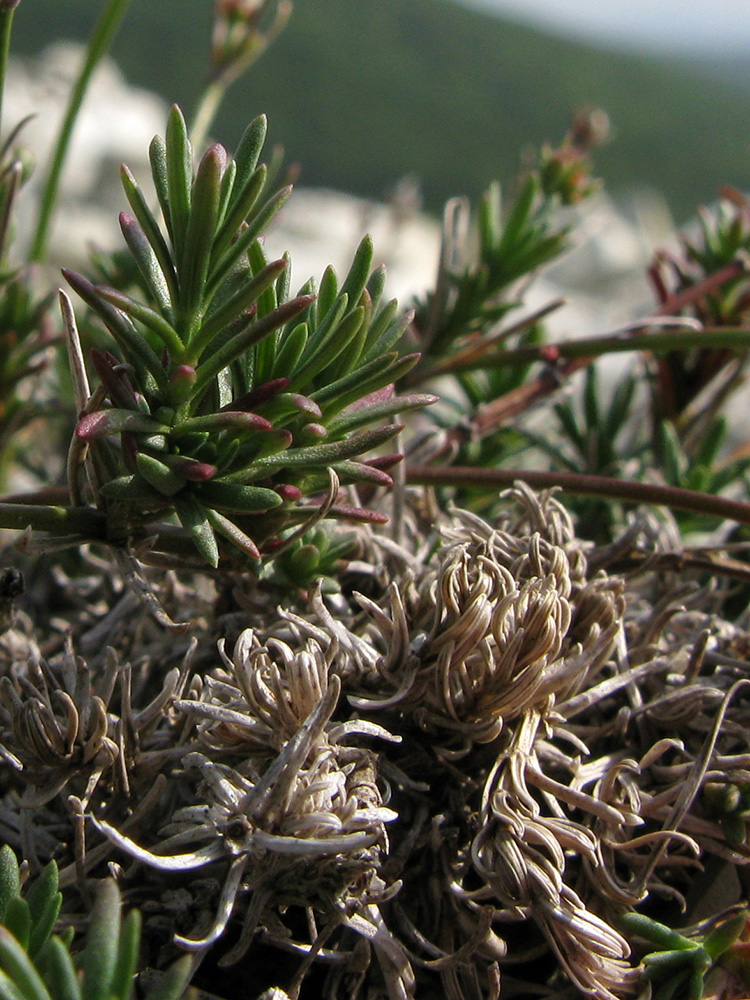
top-left (0, 6), bottom-right (15, 141)
top-left (412, 325), bottom-right (750, 384)
top-left (406, 464), bottom-right (750, 527)
top-left (189, 79), bottom-right (225, 154)
top-left (0, 502), bottom-right (107, 537)
top-left (29, 0), bottom-right (132, 263)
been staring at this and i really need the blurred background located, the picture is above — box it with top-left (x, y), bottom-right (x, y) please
top-left (7, 0), bottom-right (750, 330)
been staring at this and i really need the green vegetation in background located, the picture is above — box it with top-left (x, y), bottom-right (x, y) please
top-left (10, 0), bottom-right (750, 221)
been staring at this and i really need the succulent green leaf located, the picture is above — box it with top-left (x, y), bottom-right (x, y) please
top-left (140, 954), bottom-right (192, 1000)
top-left (95, 287), bottom-right (183, 357)
top-left (76, 409), bottom-right (169, 441)
top-left (171, 411), bottom-right (271, 436)
top-left (148, 135), bottom-right (171, 242)
top-left (0, 848), bottom-right (20, 923)
top-left (26, 863), bottom-right (58, 937)
top-left (212, 164), bottom-right (267, 263)
top-left (315, 352), bottom-right (421, 417)
top-left (164, 105), bottom-right (193, 256)
top-left (118, 211), bottom-right (173, 319)
top-left (327, 392), bottom-right (437, 436)
top-left (233, 114), bottom-right (268, 191)
top-left (215, 158), bottom-right (236, 234)
top-left (366, 264), bottom-right (387, 310)
top-left (27, 892), bottom-right (61, 962)
top-left (208, 185), bottom-right (293, 294)
top-left (109, 909), bottom-right (140, 1000)
top-left (120, 165), bottom-right (179, 308)
top-left (191, 257), bottom-right (287, 356)
top-left (620, 912), bottom-right (696, 951)
top-left (191, 294), bottom-right (314, 401)
top-left (360, 304), bottom-right (412, 364)
top-left (290, 305), bottom-right (365, 389)
top-left (97, 474), bottom-right (163, 502)
top-left (81, 880), bottom-right (121, 1000)
top-left (62, 270), bottom-right (168, 394)
top-left (195, 481), bottom-right (282, 513)
top-left (135, 453), bottom-right (185, 496)
top-left (0, 927), bottom-right (51, 1000)
top-left (204, 507), bottom-right (260, 559)
top-left (317, 265), bottom-right (339, 322)
top-left (339, 234), bottom-right (374, 307)
top-left (180, 144), bottom-right (224, 324)
top-left (702, 913), bottom-right (747, 959)
top-left (173, 494), bottom-right (219, 567)
top-left (37, 937), bottom-right (79, 1000)
top-left (0, 967), bottom-right (34, 1000)
top-left (2, 900), bottom-right (30, 951)
top-left (271, 322), bottom-right (308, 380)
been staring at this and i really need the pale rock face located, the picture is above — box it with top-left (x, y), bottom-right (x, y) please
top-left (5, 42), bottom-right (167, 260)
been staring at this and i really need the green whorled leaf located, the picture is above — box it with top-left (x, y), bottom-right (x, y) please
top-left (98, 474), bottom-right (164, 502)
top-left (191, 294), bottom-right (314, 402)
top-left (360, 300), bottom-right (408, 364)
top-left (366, 264), bottom-right (387, 311)
top-left (135, 453), bottom-right (185, 496)
top-left (339, 234), bottom-right (374, 307)
top-left (336, 290), bottom-right (373, 377)
top-left (619, 913), bottom-right (696, 952)
top-left (2, 900), bottom-right (30, 952)
top-left (204, 507), bottom-right (260, 559)
top-left (283, 501), bottom-right (388, 525)
top-left (120, 165), bottom-right (179, 308)
top-left (171, 410), bottom-right (271, 436)
top-left (118, 212), bottom-right (173, 318)
top-left (190, 257), bottom-right (287, 357)
top-left (327, 392), bottom-right (437, 436)
top-left (164, 105), bottom-right (193, 256)
top-left (26, 894), bottom-right (61, 962)
top-left (271, 322), bottom-right (308, 380)
top-left (702, 913), bottom-right (746, 959)
top-left (89, 349), bottom-right (140, 412)
top-left (0, 927), bottom-right (51, 1000)
top-left (211, 164), bottom-right (267, 264)
top-left (330, 460), bottom-right (394, 487)
top-left (0, 848), bottom-right (20, 923)
top-left (289, 304), bottom-right (365, 390)
top-left (95, 285), bottom-right (183, 357)
top-left (215, 157), bottom-right (237, 236)
top-left (148, 134), bottom-right (171, 243)
top-left (479, 180), bottom-right (502, 257)
top-left (173, 494), bottom-right (219, 567)
top-left (25, 864), bottom-right (57, 938)
top-left (38, 937), bottom-right (79, 1000)
top-left (26, 865), bottom-right (60, 961)
top-left (315, 352), bottom-right (421, 419)
top-left (109, 909), bottom-right (140, 1000)
top-left (157, 454), bottom-right (216, 481)
top-left (62, 270), bottom-right (168, 394)
top-left (316, 265), bottom-right (338, 323)
top-left (227, 422), bottom-right (403, 483)
top-left (76, 409), bottom-right (169, 442)
top-left (195, 481), bottom-right (282, 513)
top-left (180, 144), bottom-right (224, 324)
top-left (233, 114), bottom-right (268, 195)
top-left (81, 880), bottom-right (120, 1000)
top-left (207, 185), bottom-right (293, 294)
top-left (221, 378), bottom-right (290, 411)
top-left (140, 954), bottom-right (192, 1000)
top-left (276, 250), bottom-right (292, 306)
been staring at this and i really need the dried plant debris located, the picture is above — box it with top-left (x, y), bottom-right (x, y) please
top-left (2, 485), bottom-right (750, 998)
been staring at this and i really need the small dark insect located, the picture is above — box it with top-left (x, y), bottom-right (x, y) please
top-left (0, 567), bottom-right (23, 630)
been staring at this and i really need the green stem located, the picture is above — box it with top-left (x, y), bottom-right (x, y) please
top-left (29, 0), bottom-right (132, 263)
top-left (0, 7), bottom-right (15, 141)
top-left (406, 464), bottom-right (750, 527)
top-left (0, 502), bottom-right (107, 537)
top-left (413, 326), bottom-right (750, 383)
top-left (189, 79), bottom-right (225, 154)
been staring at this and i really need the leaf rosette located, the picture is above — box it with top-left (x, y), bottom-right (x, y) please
top-left (66, 106), bottom-right (434, 566)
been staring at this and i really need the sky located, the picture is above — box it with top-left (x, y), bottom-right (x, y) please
top-left (461, 0), bottom-right (750, 54)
